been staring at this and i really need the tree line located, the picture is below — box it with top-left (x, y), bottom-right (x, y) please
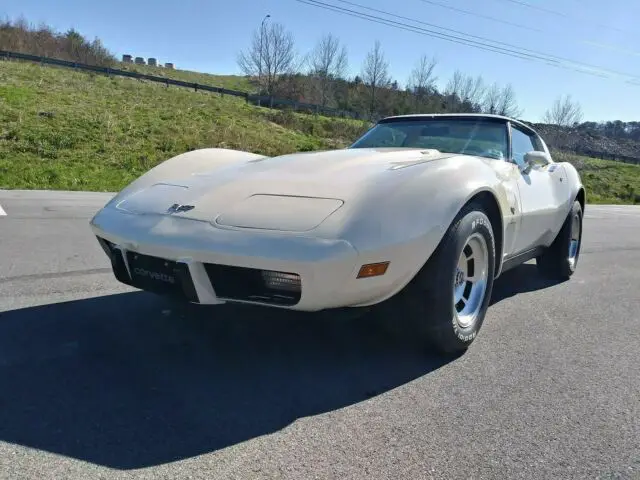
top-left (237, 21), bottom-right (590, 126)
top-left (0, 17), bottom-right (115, 67)
top-left (3, 16), bottom-right (635, 139)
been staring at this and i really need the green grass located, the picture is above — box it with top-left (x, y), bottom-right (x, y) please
top-left (0, 59), bottom-right (638, 204)
top-left (116, 62), bottom-right (255, 92)
top-left (0, 60), bottom-right (369, 191)
top-left (554, 152), bottom-right (640, 204)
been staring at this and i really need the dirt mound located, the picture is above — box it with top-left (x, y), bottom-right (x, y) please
top-left (530, 123), bottom-right (640, 165)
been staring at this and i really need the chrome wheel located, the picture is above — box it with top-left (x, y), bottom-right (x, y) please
top-left (568, 210), bottom-right (582, 268)
top-left (453, 233), bottom-right (489, 328)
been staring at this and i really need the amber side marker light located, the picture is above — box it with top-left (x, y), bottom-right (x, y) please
top-left (357, 262), bottom-right (390, 278)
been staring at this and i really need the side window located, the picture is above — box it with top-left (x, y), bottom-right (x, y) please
top-left (510, 127), bottom-right (536, 167)
top-left (531, 134), bottom-right (546, 152)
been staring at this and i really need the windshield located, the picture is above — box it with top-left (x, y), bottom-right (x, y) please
top-left (350, 118), bottom-right (508, 160)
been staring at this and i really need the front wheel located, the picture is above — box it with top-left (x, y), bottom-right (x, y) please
top-left (393, 202), bottom-right (496, 355)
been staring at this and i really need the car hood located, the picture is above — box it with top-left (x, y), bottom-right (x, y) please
top-left (113, 148), bottom-right (455, 231)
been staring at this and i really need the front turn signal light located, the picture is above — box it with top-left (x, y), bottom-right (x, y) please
top-left (357, 262), bottom-right (390, 278)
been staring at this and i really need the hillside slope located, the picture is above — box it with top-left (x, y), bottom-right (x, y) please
top-left (0, 60), bottom-right (367, 191)
top-left (0, 59), bottom-right (638, 204)
top-left (533, 124), bottom-right (640, 165)
top-left (117, 63), bottom-right (255, 92)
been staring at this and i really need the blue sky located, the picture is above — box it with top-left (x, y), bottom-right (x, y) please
top-left (4, 0), bottom-right (640, 122)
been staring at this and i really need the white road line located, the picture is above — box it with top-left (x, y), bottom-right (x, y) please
top-left (588, 206), bottom-right (640, 211)
top-left (588, 212), bottom-right (640, 218)
top-left (0, 204), bottom-right (6, 216)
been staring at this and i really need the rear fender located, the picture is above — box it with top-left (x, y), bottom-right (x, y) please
top-left (558, 161), bottom-right (585, 208)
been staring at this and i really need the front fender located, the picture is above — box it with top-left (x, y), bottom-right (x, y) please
top-left (340, 156), bottom-right (508, 251)
top-left (318, 156), bottom-right (510, 302)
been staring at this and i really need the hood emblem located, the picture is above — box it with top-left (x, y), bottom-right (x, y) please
top-left (167, 203), bottom-right (195, 214)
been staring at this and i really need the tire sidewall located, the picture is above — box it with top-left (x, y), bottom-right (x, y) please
top-left (450, 211), bottom-right (496, 342)
top-left (566, 201), bottom-right (583, 273)
top-left (429, 207), bottom-right (496, 348)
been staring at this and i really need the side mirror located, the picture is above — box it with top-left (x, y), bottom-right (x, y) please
top-left (520, 151), bottom-right (550, 174)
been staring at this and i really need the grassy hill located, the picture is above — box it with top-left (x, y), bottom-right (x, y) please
top-left (0, 59), bottom-right (638, 204)
top-left (0, 60), bottom-right (368, 191)
top-left (552, 152), bottom-right (639, 204)
top-left (117, 62), bottom-right (255, 92)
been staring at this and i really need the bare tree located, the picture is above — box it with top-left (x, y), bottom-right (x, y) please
top-left (481, 82), bottom-right (522, 117)
top-left (496, 83), bottom-right (522, 117)
top-left (308, 33), bottom-right (348, 107)
top-left (361, 40), bottom-right (390, 115)
top-left (445, 70), bottom-right (465, 99)
top-left (460, 75), bottom-right (485, 106)
top-left (445, 70), bottom-right (485, 111)
top-left (237, 22), bottom-right (297, 95)
top-left (0, 16), bottom-right (115, 66)
top-left (542, 94), bottom-right (583, 126)
top-left (407, 54), bottom-right (438, 106)
top-left (481, 83), bottom-right (521, 117)
top-left (483, 82), bottom-right (502, 114)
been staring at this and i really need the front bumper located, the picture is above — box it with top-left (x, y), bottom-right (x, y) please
top-left (90, 207), bottom-right (361, 311)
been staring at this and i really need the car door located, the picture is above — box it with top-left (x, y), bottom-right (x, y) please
top-left (510, 124), bottom-right (570, 254)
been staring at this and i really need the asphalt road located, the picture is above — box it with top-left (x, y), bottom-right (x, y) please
top-left (0, 190), bottom-right (638, 480)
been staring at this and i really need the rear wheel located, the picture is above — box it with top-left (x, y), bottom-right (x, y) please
top-left (392, 202), bottom-right (496, 355)
top-left (536, 200), bottom-right (583, 280)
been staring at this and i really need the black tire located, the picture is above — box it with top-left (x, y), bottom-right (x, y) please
top-left (536, 200), bottom-right (583, 280)
top-left (390, 202), bottom-right (496, 355)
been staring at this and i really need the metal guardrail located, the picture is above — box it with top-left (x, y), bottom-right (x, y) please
top-left (1, 49), bottom-right (249, 97)
top-left (0, 50), bottom-right (360, 119)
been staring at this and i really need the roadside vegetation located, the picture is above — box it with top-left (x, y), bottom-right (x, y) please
top-left (0, 17), bottom-right (115, 66)
top-left (555, 152), bottom-right (640, 204)
top-left (0, 18), bottom-right (638, 203)
top-left (0, 61), bottom-right (368, 191)
top-left (1, 60), bottom-right (638, 203)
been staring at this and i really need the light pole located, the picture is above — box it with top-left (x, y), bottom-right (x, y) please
top-left (259, 14), bottom-right (270, 91)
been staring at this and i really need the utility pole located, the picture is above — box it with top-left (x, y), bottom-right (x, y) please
top-left (259, 14), bottom-right (270, 92)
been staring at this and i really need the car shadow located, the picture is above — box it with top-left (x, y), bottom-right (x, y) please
top-left (489, 262), bottom-right (566, 306)
top-left (0, 291), bottom-right (452, 470)
top-left (0, 262), bottom-right (562, 470)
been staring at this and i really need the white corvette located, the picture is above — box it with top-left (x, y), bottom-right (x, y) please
top-left (90, 114), bottom-right (585, 354)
